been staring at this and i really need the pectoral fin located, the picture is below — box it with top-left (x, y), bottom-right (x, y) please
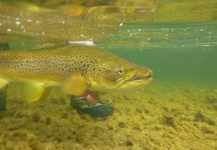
top-left (23, 82), bottom-right (51, 103)
top-left (62, 74), bottom-right (89, 96)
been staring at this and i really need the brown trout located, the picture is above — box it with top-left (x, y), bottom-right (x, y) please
top-left (0, 44), bottom-right (152, 103)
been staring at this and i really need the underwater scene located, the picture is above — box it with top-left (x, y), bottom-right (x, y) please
top-left (0, 0), bottom-right (217, 149)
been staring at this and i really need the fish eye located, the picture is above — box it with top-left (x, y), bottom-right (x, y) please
top-left (115, 67), bottom-right (124, 75)
top-left (118, 69), bottom-right (123, 74)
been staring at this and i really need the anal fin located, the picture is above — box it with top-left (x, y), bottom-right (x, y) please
top-left (23, 82), bottom-right (51, 103)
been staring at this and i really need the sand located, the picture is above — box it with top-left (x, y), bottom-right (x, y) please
top-left (0, 81), bottom-right (216, 150)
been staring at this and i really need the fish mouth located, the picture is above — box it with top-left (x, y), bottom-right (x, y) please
top-left (114, 69), bottom-right (152, 90)
top-left (126, 70), bottom-right (153, 83)
top-left (117, 75), bottom-right (152, 90)
top-left (127, 75), bottom-right (152, 82)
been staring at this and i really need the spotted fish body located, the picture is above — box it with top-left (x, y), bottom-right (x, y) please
top-left (0, 44), bottom-right (152, 103)
top-left (0, 45), bottom-right (104, 84)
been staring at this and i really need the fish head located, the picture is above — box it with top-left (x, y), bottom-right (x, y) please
top-left (86, 56), bottom-right (152, 92)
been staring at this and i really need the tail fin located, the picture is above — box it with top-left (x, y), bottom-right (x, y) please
top-left (0, 85), bottom-right (7, 111)
top-left (0, 41), bottom-right (9, 111)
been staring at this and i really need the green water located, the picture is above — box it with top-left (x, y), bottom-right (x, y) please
top-left (110, 45), bottom-right (217, 82)
top-left (104, 22), bottom-right (217, 83)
